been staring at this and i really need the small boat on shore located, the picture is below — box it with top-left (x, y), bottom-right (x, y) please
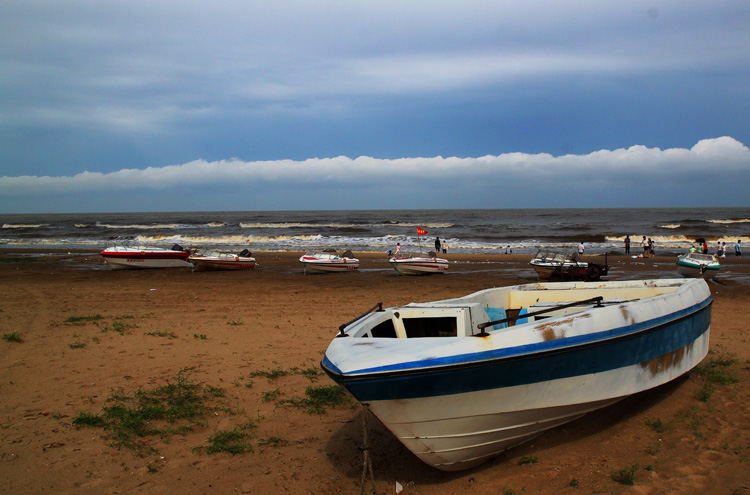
top-left (389, 252), bottom-right (449, 275)
top-left (299, 250), bottom-right (359, 274)
top-left (101, 239), bottom-right (191, 269)
top-left (188, 249), bottom-right (256, 271)
top-left (677, 252), bottom-right (720, 279)
top-left (322, 278), bottom-right (711, 471)
top-left (529, 250), bottom-right (608, 281)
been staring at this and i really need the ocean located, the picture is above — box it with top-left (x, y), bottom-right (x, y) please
top-left (1, 208), bottom-right (748, 256)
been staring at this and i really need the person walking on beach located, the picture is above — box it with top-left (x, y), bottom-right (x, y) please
top-left (736, 240), bottom-right (742, 258)
top-left (435, 237), bottom-right (441, 254)
top-left (640, 236), bottom-right (649, 258)
top-left (649, 238), bottom-right (655, 256)
top-left (702, 241), bottom-right (708, 254)
top-left (721, 242), bottom-right (727, 258)
top-left (441, 240), bottom-right (447, 254)
top-left (505, 245), bottom-right (512, 255)
top-left (624, 235), bottom-right (630, 254)
top-left (395, 242), bottom-right (401, 255)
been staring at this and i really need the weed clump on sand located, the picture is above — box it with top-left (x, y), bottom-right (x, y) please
top-left (2, 332), bottom-right (23, 343)
top-left (611, 462), bottom-right (639, 485)
top-left (197, 422), bottom-right (257, 455)
top-left (694, 352), bottom-right (739, 402)
top-left (64, 314), bottom-right (104, 325)
top-left (646, 417), bottom-right (672, 433)
top-left (72, 368), bottom-right (225, 454)
top-left (279, 384), bottom-right (350, 415)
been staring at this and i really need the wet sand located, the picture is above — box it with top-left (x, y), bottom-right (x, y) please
top-left (1, 250), bottom-right (749, 494)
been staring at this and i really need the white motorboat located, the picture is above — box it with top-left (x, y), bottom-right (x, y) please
top-left (188, 249), bottom-right (256, 271)
top-left (322, 278), bottom-right (711, 471)
top-left (389, 253), bottom-right (449, 275)
top-left (677, 252), bottom-right (720, 279)
top-left (529, 250), bottom-right (607, 281)
top-left (299, 250), bottom-right (359, 274)
top-left (101, 239), bottom-right (191, 269)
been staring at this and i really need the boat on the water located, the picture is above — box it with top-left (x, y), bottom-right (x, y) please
top-left (299, 250), bottom-right (359, 274)
top-left (677, 252), bottom-right (720, 279)
top-left (188, 249), bottom-right (256, 271)
top-left (529, 250), bottom-right (608, 281)
top-left (389, 252), bottom-right (449, 275)
top-left (101, 239), bottom-right (191, 269)
top-left (322, 278), bottom-right (712, 471)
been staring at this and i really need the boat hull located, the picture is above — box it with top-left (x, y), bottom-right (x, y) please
top-left (322, 279), bottom-right (711, 470)
top-left (677, 260), bottom-right (719, 279)
top-left (389, 257), bottom-right (449, 275)
top-left (299, 254), bottom-right (359, 274)
top-left (101, 251), bottom-right (191, 269)
top-left (189, 257), bottom-right (256, 271)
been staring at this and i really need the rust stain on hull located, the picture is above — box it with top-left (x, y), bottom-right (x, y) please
top-left (640, 342), bottom-right (694, 376)
top-left (535, 313), bottom-right (591, 341)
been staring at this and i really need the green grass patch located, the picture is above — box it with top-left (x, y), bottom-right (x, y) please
top-left (107, 320), bottom-right (136, 334)
top-left (292, 365), bottom-right (322, 381)
top-left (64, 314), bottom-right (104, 325)
top-left (518, 455), bottom-right (538, 465)
top-left (279, 385), bottom-right (350, 415)
top-left (72, 411), bottom-right (108, 428)
top-left (261, 388), bottom-right (282, 402)
top-left (68, 340), bottom-right (87, 349)
top-left (73, 368), bottom-right (226, 454)
top-left (193, 334), bottom-right (207, 340)
top-left (226, 318), bottom-right (244, 326)
top-left (144, 330), bottom-right (178, 339)
top-left (646, 417), bottom-right (672, 433)
top-left (2, 332), bottom-right (23, 343)
top-left (199, 421), bottom-right (256, 455)
top-left (258, 436), bottom-right (288, 449)
top-left (695, 353), bottom-right (739, 386)
top-left (611, 462), bottom-right (639, 485)
top-left (248, 367), bottom-right (289, 380)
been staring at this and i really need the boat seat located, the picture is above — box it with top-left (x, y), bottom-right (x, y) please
top-left (483, 308), bottom-right (508, 330)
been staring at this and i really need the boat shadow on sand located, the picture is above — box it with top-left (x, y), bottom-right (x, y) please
top-left (324, 374), bottom-right (690, 484)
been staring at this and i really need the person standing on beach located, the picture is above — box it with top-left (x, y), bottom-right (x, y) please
top-left (649, 238), bottom-right (655, 256)
top-left (702, 241), bottom-right (708, 254)
top-left (624, 235), bottom-right (630, 254)
top-left (640, 236), bottom-right (649, 258)
top-left (736, 240), bottom-right (742, 258)
top-left (505, 245), bottom-right (512, 254)
top-left (435, 237), bottom-right (441, 254)
top-left (441, 240), bottom-right (447, 254)
top-left (578, 242), bottom-right (585, 255)
top-left (395, 242), bottom-right (401, 255)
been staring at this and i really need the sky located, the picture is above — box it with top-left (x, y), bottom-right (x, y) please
top-left (1, 1), bottom-right (749, 213)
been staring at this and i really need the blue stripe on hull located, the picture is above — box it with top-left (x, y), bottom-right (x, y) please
top-left (324, 302), bottom-right (711, 402)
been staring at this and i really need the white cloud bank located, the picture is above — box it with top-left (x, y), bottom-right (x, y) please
top-left (2, 137), bottom-right (748, 200)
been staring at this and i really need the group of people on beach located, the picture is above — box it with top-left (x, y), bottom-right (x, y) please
top-left (625, 234), bottom-right (743, 258)
top-left (630, 235), bottom-right (656, 258)
top-left (690, 239), bottom-right (742, 258)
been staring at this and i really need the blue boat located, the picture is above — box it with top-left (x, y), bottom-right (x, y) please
top-left (322, 279), bottom-right (712, 471)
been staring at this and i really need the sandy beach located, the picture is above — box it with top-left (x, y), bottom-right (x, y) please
top-left (1, 250), bottom-right (749, 494)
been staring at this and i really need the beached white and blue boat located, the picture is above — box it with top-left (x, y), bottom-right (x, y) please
top-left (322, 278), bottom-right (712, 471)
top-left (299, 250), bottom-right (359, 274)
top-left (677, 252), bottom-right (720, 279)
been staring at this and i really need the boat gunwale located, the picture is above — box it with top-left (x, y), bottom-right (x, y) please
top-left (322, 296), bottom-right (712, 381)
